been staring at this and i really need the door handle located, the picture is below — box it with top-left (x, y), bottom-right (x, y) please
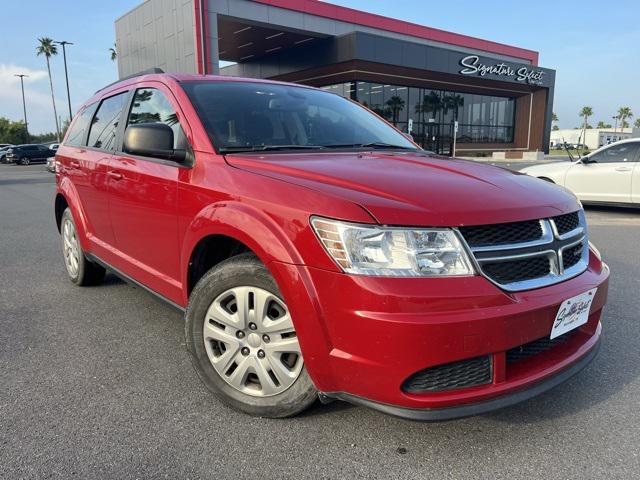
top-left (615, 167), bottom-right (631, 172)
top-left (68, 160), bottom-right (80, 169)
top-left (107, 170), bottom-right (123, 180)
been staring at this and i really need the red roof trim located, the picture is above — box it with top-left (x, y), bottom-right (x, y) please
top-left (251, 0), bottom-right (539, 66)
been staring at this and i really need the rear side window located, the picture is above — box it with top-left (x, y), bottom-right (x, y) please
top-left (87, 93), bottom-right (128, 151)
top-left (127, 88), bottom-right (186, 149)
top-left (65, 105), bottom-right (95, 146)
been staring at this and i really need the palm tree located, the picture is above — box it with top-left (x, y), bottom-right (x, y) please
top-left (578, 106), bottom-right (593, 147)
top-left (444, 94), bottom-right (464, 121)
top-left (596, 121), bottom-right (612, 129)
top-left (385, 95), bottom-right (405, 125)
top-left (36, 37), bottom-right (61, 142)
top-left (418, 91), bottom-right (442, 119)
top-left (109, 43), bottom-right (117, 61)
top-left (617, 107), bottom-right (633, 129)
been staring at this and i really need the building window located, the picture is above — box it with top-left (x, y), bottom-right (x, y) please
top-left (320, 80), bottom-right (516, 151)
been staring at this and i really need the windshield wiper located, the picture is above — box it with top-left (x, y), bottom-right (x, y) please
top-left (322, 142), bottom-right (417, 150)
top-left (219, 145), bottom-right (326, 154)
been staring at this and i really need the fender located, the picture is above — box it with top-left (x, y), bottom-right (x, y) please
top-left (56, 178), bottom-right (91, 252)
top-left (180, 200), bottom-right (304, 303)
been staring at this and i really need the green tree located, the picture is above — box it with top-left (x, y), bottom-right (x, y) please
top-left (578, 106), bottom-right (593, 145)
top-left (596, 121), bottom-right (612, 129)
top-left (385, 95), bottom-right (405, 125)
top-left (0, 117), bottom-right (29, 144)
top-left (617, 107), bottom-right (633, 129)
top-left (552, 125), bottom-right (559, 131)
top-left (36, 37), bottom-right (61, 142)
top-left (635, 118), bottom-right (640, 129)
top-left (552, 112), bottom-right (558, 123)
top-left (109, 43), bottom-right (117, 61)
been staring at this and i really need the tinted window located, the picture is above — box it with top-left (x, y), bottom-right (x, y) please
top-left (589, 143), bottom-right (640, 164)
top-left (87, 93), bottom-right (128, 151)
top-left (127, 88), bottom-right (185, 149)
top-left (65, 105), bottom-right (95, 146)
top-left (182, 81), bottom-right (417, 152)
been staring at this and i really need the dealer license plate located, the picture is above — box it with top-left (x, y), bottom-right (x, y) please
top-left (550, 288), bottom-right (597, 339)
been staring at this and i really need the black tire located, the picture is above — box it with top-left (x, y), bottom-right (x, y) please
top-left (185, 253), bottom-right (317, 418)
top-left (60, 208), bottom-right (106, 286)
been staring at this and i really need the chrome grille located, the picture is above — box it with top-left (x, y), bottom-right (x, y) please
top-left (459, 220), bottom-right (543, 247)
top-left (458, 210), bottom-right (589, 291)
top-left (553, 212), bottom-right (580, 236)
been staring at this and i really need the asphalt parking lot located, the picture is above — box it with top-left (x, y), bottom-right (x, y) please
top-left (1, 164), bottom-right (639, 479)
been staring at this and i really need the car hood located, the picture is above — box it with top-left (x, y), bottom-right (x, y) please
top-left (226, 151), bottom-right (581, 226)
top-left (520, 161), bottom-right (572, 176)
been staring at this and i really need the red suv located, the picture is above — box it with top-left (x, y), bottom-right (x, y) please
top-left (54, 72), bottom-right (609, 420)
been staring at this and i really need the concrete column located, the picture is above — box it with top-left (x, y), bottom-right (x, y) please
top-left (206, 10), bottom-right (220, 74)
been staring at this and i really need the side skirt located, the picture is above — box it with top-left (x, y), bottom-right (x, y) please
top-left (86, 253), bottom-right (186, 313)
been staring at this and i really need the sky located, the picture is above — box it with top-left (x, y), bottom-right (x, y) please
top-left (1, 0), bottom-right (639, 134)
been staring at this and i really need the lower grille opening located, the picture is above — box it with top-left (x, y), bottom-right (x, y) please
top-left (506, 331), bottom-right (575, 364)
top-left (402, 355), bottom-right (492, 393)
top-left (482, 256), bottom-right (551, 284)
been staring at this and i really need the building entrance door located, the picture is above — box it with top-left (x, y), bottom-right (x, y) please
top-left (421, 123), bottom-right (453, 155)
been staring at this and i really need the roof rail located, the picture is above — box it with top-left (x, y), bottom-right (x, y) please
top-left (95, 68), bottom-right (165, 94)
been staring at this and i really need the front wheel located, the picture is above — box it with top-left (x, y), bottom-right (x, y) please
top-left (185, 253), bottom-right (317, 418)
top-left (60, 208), bottom-right (106, 286)
top-left (19, 157), bottom-right (30, 165)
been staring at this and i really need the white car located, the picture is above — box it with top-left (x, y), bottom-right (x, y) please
top-left (521, 139), bottom-right (640, 206)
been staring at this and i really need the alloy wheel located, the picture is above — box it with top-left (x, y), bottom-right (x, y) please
top-left (203, 286), bottom-right (303, 397)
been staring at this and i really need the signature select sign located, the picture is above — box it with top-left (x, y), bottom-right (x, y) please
top-left (459, 55), bottom-right (546, 85)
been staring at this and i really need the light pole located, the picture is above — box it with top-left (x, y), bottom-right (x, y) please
top-left (613, 116), bottom-right (618, 133)
top-left (54, 40), bottom-right (74, 121)
top-left (14, 74), bottom-right (29, 141)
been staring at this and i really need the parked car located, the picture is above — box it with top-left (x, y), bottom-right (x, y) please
top-left (5, 144), bottom-right (54, 165)
top-left (54, 72), bottom-right (609, 420)
top-left (552, 142), bottom-right (571, 150)
top-left (521, 138), bottom-right (640, 206)
top-left (46, 156), bottom-right (56, 173)
top-left (0, 144), bottom-right (14, 163)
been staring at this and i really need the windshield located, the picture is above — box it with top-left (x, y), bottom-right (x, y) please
top-left (182, 81), bottom-right (418, 153)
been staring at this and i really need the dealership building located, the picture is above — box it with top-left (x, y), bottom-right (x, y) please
top-left (115, 0), bottom-right (556, 155)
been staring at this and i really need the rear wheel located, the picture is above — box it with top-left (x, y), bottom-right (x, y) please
top-left (60, 208), bottom-right (106, 286)
top-left (185, 253), bottom-right (317, 418)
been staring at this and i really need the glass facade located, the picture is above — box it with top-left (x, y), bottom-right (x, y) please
top-left (321, 81), bottom-right (516, 154)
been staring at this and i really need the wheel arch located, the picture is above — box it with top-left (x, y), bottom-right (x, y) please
top-left (54, 178), bottom-right (91, 250)
top-left (181, 201), bottom-right (304, 303)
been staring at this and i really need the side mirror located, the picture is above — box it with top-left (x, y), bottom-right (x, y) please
top-left (580, 157), bottom-right (596, 164)
top-left (123, 123), bottom-right (186, 162)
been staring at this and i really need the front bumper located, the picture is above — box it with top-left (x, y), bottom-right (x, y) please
top-left (322, 335), bottom-right (600, 421)
top-left (271, 249), bottom-right (609, 419)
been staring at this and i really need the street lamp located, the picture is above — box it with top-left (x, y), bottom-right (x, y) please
top-left (54, 40), bottom-right (74, 121)
top-left (14, 74), bottom-right (29, 141)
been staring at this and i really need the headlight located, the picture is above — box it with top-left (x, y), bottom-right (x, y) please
top-left (311, 217), bottom-right (475, 277)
